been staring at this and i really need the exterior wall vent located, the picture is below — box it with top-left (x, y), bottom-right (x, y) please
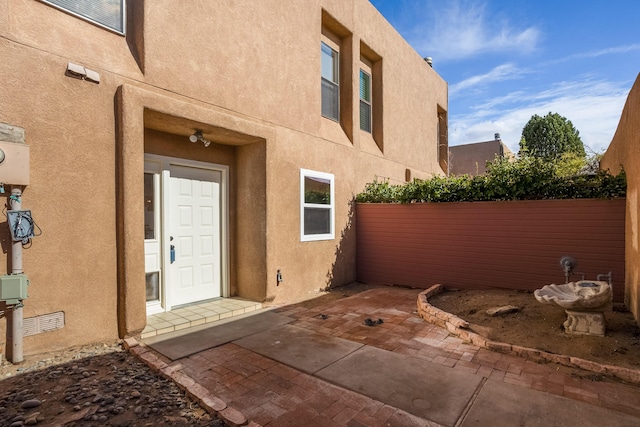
top-left (23, 311), bottom-right (65, 336)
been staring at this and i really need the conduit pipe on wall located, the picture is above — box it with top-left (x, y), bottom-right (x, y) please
top-left (6, 187), bottom-right (23, 363)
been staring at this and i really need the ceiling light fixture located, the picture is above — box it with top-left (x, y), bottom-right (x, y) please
top-left (189, 130), bottom-right (211, 147)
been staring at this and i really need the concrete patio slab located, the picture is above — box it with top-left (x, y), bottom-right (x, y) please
top-left (461, 379), bottom-right (640, 427)
top-left (315, 345), bottom-right (483, 426)
top-left (144, 311), bottom-right (293, 360)
top-left (233, 324), bottom-right (364, 374)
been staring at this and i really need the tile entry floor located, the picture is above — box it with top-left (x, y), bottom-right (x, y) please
top-left (141, 298), bottom-right (263, 339)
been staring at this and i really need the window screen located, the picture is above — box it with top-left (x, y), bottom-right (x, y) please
top-left (40, 0), bottom-right (125, 34)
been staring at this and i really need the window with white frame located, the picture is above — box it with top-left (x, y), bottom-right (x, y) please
top-left (321, 42), bottom-right (340, 121)
top-left (359, 69), bottom-right (372, 132)
top-left (300, 169), bottom-right (335, 241)
top-left (39, 0), bottom-right (126, 34)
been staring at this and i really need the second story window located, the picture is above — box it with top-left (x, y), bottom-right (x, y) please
top-left (321, 42), bottom-right (340, 121)
top-left (39, 0), bottom-right (126, 34)
top-left (359, 70), bottom-right (372, 132)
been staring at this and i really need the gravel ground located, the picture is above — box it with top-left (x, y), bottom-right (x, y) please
top-left (0, 341), bottom-right (222, 426)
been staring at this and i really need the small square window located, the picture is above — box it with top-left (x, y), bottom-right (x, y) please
top-left (301, 169), bottom-right (335, 241)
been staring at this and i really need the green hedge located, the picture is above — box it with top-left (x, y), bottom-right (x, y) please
top-left (356, 156), bottom-right (626, 203)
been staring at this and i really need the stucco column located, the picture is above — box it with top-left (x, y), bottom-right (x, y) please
top-left (115, 85), bottom-right (147, 338)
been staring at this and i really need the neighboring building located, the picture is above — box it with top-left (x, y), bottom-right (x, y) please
top-left (0, 1), bottom-right (447, 355)
top-left (601, 73), bottom-right (640, 327)
top-left (449, 134), bottom-right (514, 176)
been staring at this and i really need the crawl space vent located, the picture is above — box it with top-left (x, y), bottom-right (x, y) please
top-left (23, 311), bottom-right (65, 336)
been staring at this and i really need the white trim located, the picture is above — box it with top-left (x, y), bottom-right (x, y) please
top-left (161, 169), bottom-right (171, 309)
top-left (300, 168), bottom-right (335, 242)
top-left (146, 299), bottom-right (163, 316)
top-left (143, 154), bottom-right (230, 312)
top-left (143, 161), bottom-right (163, 312)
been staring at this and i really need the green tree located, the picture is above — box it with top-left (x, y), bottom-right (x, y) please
top-left (519, 112), bottom-right (586, 160)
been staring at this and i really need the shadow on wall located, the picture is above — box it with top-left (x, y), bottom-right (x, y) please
top-left (325, 198), bottom-right (356, 290)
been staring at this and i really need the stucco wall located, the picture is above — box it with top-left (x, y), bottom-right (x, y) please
top-left (601, 73), bottom-right (640, 323)
top-left (0, 0), bottom-right (447, 354)
top-left (0, 37), bottom-right (121, 353)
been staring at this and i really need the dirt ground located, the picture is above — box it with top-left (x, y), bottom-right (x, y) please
top-left (429, 288), bottom-right (640, 370)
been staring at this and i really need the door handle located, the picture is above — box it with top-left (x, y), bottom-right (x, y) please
top-left (170, 244), bottom-right (176, 263)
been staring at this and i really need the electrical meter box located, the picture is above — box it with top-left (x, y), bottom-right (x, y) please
top-left (7, 210), bottom-right (35, 242)
top-left (0, 141), bottom-right (29, 185)
top-left (0, 274), bottom-right (29, 305)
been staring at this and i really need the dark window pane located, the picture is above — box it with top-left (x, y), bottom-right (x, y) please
top-left (360, 70), bottom-right (371, 102)
top-left (360, 100), bottom-right (371, 132)
top-left (144, 173), bottom-right (155, 240)
top-left (304, 176), bottom-right (331, 204)
top-left (321, 79), bottom-right (339, 120)
top-left (304, 208), bottom-right (331, 235)
top-left (145, 272), bottom-right (159, 302)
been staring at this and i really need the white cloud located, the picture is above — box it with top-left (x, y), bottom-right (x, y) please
top-left (450, 79), bottom-right (631, 154)
top-left (449, 63), bottom-right (527, 97)
top-left (551, 44), bottom-right (640, 63)
top-left (405, 0), bottom-right (540, 61)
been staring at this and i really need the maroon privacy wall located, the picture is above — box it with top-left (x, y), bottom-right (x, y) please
top-left (356, 199), bottom-right (626, 302)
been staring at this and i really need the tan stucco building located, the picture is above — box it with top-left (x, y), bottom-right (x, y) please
top-left (0, 0), bottom-right (448, 355)
top-left (449, 134), bottom-right (515, 176)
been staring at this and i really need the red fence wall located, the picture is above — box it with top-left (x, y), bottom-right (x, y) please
top-left (356, 199), bottom-right (626, 302)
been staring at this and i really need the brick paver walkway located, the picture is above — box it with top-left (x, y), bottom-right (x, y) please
top-left (138, 285), bottom-right (640, 425)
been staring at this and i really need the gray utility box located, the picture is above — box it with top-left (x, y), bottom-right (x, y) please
top-left (0, 274), bottom-right (29, 305)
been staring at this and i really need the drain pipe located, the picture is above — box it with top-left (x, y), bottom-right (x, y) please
top-left (597, 272), bottom-right (613, 305)
top-left (597, 271), bottom-right (613, 286)
top-left (6, 187), bottom-right (23, 363)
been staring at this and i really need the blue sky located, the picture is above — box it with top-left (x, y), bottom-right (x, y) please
top-left (369, 0), bottom-right (640, 155)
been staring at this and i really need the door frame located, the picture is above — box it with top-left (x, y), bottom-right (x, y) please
top-left (144, 154), bottom-right (230, 312)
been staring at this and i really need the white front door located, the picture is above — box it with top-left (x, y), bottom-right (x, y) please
top-left (144, 155), bottom-right (228, 313)
top-left (169, 165), bottom-right (222, 306)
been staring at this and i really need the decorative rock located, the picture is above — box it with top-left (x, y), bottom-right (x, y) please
top-left (486, 305), bottom-right (520, 316)
top-left (21, 399), bottom-right (42, 409)
top-left (219, 407), bottom-right (247, 427)
top-left (24, 412), bottom-right (43, 426)
top-left (564, 309), bottom-right (606, 336)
